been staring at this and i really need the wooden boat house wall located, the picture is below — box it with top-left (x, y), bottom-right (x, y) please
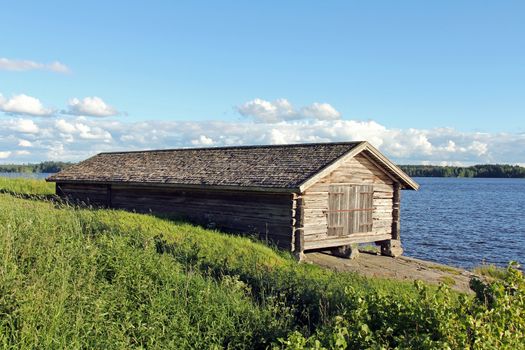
top-left (47, 142), bottom-right (419, 258)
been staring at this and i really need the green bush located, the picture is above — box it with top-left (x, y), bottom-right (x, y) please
top-left (276, 266), bottom-right (525, 349)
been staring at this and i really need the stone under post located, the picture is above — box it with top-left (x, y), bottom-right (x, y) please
top-left (331, 244), bottom-right (360, 259)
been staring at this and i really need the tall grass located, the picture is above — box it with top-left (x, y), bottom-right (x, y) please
top-left (0, 177), bottom-right (54, 196)
top-left (1, 177), bottom-right (524, 349)
top-left (0, 193), bottom-right (290, 349)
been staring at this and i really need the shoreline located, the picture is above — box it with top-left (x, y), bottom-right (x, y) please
top-left (306, 251), bottom-right (477, 294)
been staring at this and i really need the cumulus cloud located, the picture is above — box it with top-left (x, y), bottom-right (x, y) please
top-left (237, 98), bottom-right (341, 123)
top-left (1, 116), bottom-right (524, 165)
top-left (66, 97), bottom-right (119, 117)
top-left (0, 94), bottom-right (54, 116)
top-left (9, 119), bottom-right (40, 133)
top-left (0, 151), bottom-right (11, 159)
top-left (0, 57), bottom-right (69, 73)
top-left (301, 103), bottom-right (341, 120)
top-left (18, 139), bottom-right (33, 147)
top-left (191, 135), bottom-right (214, 146)
top-left (54, 119), bottom-right (112, 141)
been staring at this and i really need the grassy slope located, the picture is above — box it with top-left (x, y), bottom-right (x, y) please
top-left (0, 177), bottom-right (55, 196)
top-left (1, 178), bottom-right (524, 349)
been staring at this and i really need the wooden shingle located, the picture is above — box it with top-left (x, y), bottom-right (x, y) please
top-left (47, 142), bottom-right (363, 189)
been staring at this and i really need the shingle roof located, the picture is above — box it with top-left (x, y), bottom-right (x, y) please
top-left (47, 142), bottom-right (363, 190)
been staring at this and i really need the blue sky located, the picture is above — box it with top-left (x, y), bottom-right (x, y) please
top-left (1, 1), bottom-right (524, 164)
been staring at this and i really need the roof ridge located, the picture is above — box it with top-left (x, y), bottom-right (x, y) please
top-left (98, 141), bottom-right (365, 155)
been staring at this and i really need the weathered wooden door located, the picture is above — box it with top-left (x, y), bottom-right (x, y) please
top-left (327, 184), bottom-right (374, 236)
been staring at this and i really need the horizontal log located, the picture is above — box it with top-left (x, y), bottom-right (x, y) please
top-left (112, 198), bottom-right (293, 217)
top-left (111, 185), bottom-right (293, 204)
top-left (304, 233), bottom-right (392, 250)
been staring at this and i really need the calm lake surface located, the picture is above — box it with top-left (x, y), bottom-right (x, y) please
top-left (2, 173), bottom-right (523, 269)
top-left (0, 172), bottom-right (53, 179)
top-left (403, 177), bottom-right (525, 269)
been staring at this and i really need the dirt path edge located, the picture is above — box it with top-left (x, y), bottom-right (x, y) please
top-left (305, 251), bottom-right (476, 294)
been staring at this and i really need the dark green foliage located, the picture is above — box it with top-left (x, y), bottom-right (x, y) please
top-left (399, 164), bottom-right (525, 178)
top-left (276, 267), bottom-right (525, 349)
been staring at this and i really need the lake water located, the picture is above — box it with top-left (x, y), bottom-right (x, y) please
top-left (1, 173), bottom-right (523, 269)
top-left (0, 172), bottom-right (54, 179)
top-left (403, 177), bottom-right (525, 269)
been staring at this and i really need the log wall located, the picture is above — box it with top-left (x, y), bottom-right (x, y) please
top-left (57, 183), bottom-right (295, 250)
top-left (297, 153), bottom-right (395, 250)
top-left (56, 151), bottom-right (400, 253)
top-left (57, 183), bottom-right (108, 206)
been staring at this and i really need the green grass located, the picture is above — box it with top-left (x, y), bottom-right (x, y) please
top-left (0, 176), bottom-right (54, 196)
top-left (358, 243), bottom-right (380, 254)
top-left (439, 276), bottom-right (457, 286)
top-left (429, 264), bottom-right (463, 275)
top-left (472, 263), bottom-right (511, 280)
top-left (1, 177), bottom-right (524, 349)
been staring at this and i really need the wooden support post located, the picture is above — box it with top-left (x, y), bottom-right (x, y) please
top-left (293, 193), bottom-right (306, 261)
top-left (106, 184), bottom-right (112, 208)
top-left (294, 229), bottom-right (305, 261)
top-left (55, 183), bottom-right (64, 197)
top-left (391, 182), bottom-right (401, 240)
top-left (380, 183), bottom-right (403, 257)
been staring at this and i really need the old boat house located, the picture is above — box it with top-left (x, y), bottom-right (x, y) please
top-left (47, 142), bottom-right (419, 258)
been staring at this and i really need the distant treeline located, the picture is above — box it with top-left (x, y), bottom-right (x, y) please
top-left (2, 161), bottom-right (524, 178)
top-left (0, 161), bottom-right (74, 174)
top-left (399, 164), bottom-right (525, 178)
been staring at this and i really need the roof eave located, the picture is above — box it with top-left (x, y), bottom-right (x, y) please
top-left (297, 141), bottom-right (369, 192)
top-left (47, 179), bottom-right (300, 193)
top-left (363, 143), bottom-right (420, 190)
top-left (297, 141), bottom-right (419, 192)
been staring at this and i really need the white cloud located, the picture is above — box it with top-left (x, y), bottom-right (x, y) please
top-left (191, 135), bottom-right (214, 146)
top-left (301, 102), bottom-right (341, 120)
top-left (18, 139), bottom-right (33, 147)
top-left (0, 151), bottom-right (11, 159)
top-left (1, 116), bottom-right (525, 165)
top-left (66, 96), bottom-right (119, 117)
top-left (54, 119), bottom-right (112, 141)
top-left (237, 98), bottom-right (341, 123)
top-left (55, 119), bottom-right (77, 133)
top-left (15, 150), bottom-right (31, 156)
top-left (0, 58), bottom-right (69, 73)
top-left (0, 94), bottom-right (54, 116)
top-left (9, 119), bottom-right (40, 133)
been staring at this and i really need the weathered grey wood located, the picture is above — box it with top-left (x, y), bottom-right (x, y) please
top-left (391, 183), bottom-right (401, 240)
top-left (106, 184), bottom-right (112, 208)
top-left (55, 142), bottom-right (416, 256)
top-left (304, 234), bottom-right (391, 250)
top-left (297, 152), bottom-right (401, 251)
top-left (58, 182), bottom-right (295, 249)
top-left (294, 229), bottom-right (305, 258)
top-left (56, 180), bottom-right (300, 193)
top-left (59, 182), bottom-right (107, 206)
top-left (56, 183), bottom-right (64, 197)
